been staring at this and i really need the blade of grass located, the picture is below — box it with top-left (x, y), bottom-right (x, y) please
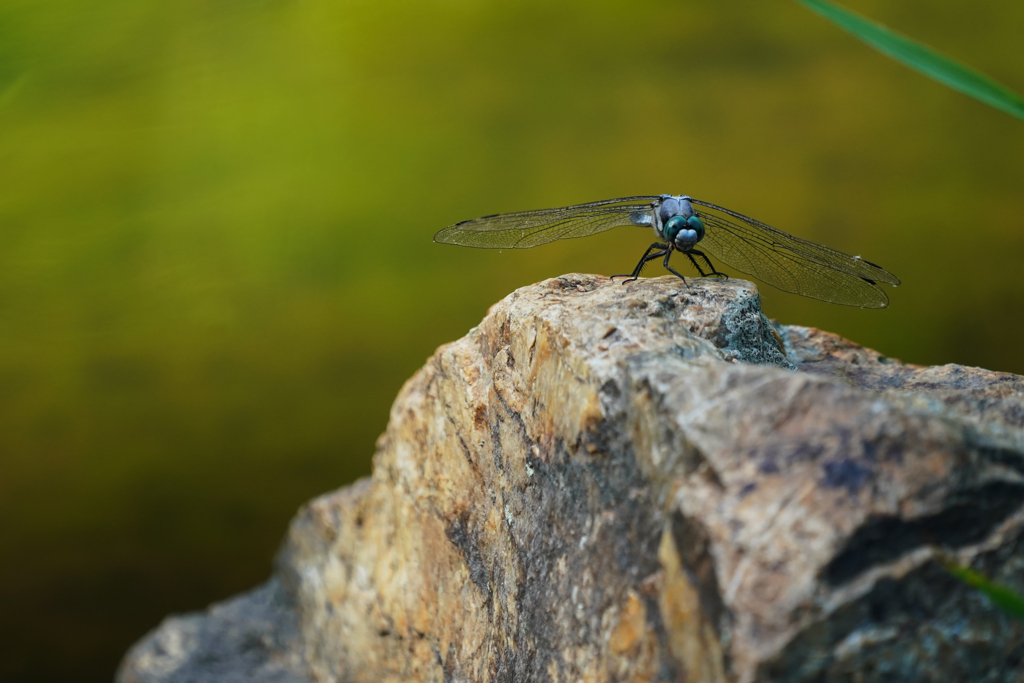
top-left (941, 557), bottom-right (1024, 622)
top-left (0, 75), bottom-right (27, 112)
top-left (795, 0), bottom-right (1024, 122)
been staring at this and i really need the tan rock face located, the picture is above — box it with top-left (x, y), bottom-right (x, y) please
top-left (120, 275), bottom-right (1024, 683)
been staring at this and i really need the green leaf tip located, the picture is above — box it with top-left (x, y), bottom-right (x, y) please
top-left (941, 557), bottom-right (1024, 623)
top-left (795, 0), bottom-right (1024, 122)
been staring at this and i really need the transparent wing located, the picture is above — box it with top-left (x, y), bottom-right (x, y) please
top-left (690, 199), bottom-right (900, 309)
top-left (434, 196), bottom-right (658, 249)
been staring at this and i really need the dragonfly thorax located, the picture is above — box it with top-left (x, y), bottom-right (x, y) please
top-left (654, 195), bottom-right (705, 251)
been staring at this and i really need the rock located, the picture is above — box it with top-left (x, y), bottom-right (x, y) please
top-left (118, 274), bottom-right (1024, 683)
top-left (118, 579), bottom-right (309, 683)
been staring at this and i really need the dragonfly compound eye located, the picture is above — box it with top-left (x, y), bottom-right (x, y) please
top-left (687, 216), bottom-right (704, 238)
top-left (669, 215), bottom-right (705, 249)
top-left (663, 215), bottom-right (686, 242)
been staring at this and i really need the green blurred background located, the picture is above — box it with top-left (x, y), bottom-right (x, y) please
top-left (0, 0), bottom-right (1021, 680)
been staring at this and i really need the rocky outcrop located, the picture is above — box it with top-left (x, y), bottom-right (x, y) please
top-left (119, 275), bottom-right (1024, 683)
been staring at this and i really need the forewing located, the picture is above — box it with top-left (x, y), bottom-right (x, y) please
top-left (434, 196), bottom-right (658, 249)
top-left (691, 199), bottom-right (900, 308)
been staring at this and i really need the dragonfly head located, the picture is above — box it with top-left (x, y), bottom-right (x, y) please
top-left (664, 215), bottom-right (705, 250)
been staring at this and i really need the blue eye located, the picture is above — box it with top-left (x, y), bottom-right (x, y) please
top-left (664, 215), bottom-right (687, 241)
top-left (686, 216), bottom-right (705, 240)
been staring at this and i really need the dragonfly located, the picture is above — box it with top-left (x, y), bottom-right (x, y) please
top-left (434, 194), bottom-right (900, 308)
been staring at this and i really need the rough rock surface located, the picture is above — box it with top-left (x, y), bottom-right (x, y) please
top-left (119, 275), bottom-right (1024, 683)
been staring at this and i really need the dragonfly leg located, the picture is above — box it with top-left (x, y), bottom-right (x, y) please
top-left (611, 243), bottom-right (669, 283)
top-left (689, 250), bottom-right (729, 279)
top-left (662, 249), bottom-right (691, 289)
top-left (683, 252), bottom-right (709, 277)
